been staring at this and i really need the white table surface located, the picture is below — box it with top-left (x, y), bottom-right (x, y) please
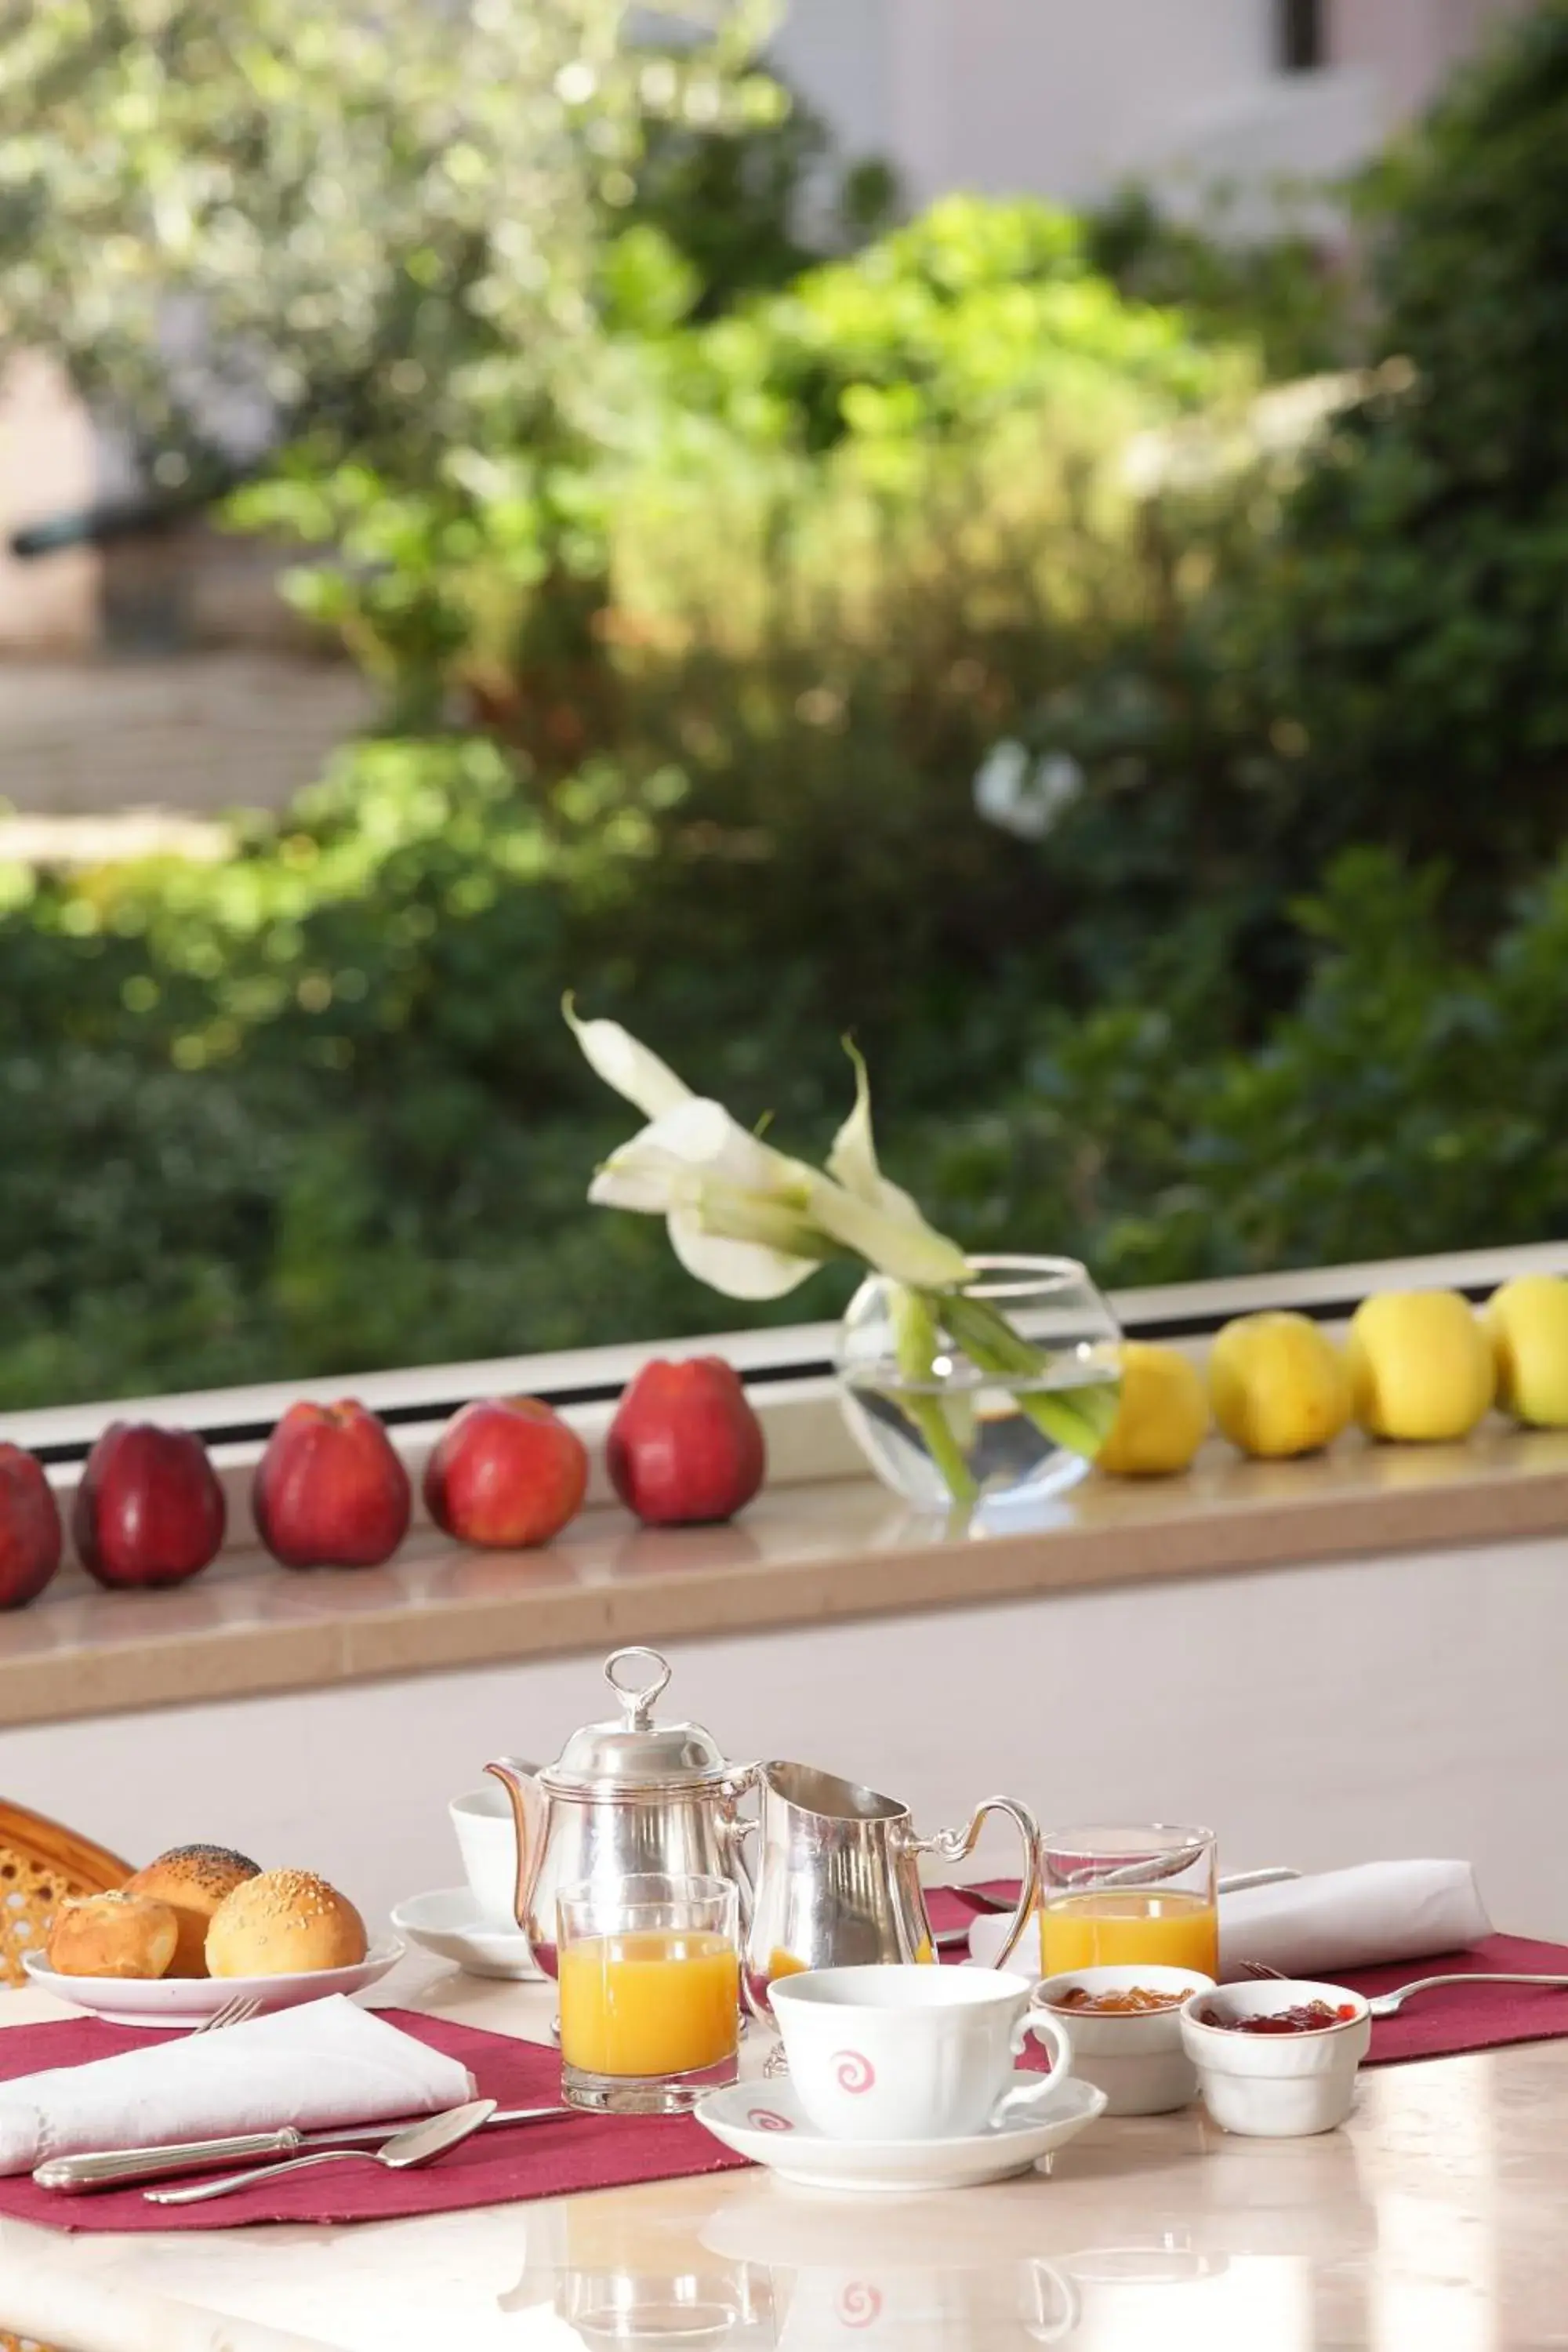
top-left (2, 1945), bottom-right (1566, 2352)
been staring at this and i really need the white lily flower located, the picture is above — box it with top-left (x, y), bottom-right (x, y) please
top-left (818, 1039), bottom-right (969, 1285)
top-left (563, 994), bottom-right (691, 1121)
top-left (827, 1038), bottom-right (925, 1223)
top-left (570, 1008), bottom-right (971, 1300)
top-left (804, 1174), bottom-right (970, 1290)
top-left (590, 1097), bottom-right (824, 1299)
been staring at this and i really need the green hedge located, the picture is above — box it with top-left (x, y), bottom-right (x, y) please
top-left (4, 9), bottom-right (1568, 1411)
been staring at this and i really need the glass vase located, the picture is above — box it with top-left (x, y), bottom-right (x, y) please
top-left (834, 1256), bottom-right (1123, 1518)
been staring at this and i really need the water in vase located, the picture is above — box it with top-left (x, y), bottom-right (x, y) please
top-left (839, 1356), bottom-right (1122, 1515)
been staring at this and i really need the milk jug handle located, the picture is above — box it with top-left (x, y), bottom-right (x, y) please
top-left (913, 1794), bottom-right (1042, 1970)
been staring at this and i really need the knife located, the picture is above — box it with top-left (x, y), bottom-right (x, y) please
top-left (33, 2103), bottom-right (577, 2193)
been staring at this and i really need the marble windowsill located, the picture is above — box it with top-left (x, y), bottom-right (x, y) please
top-left (2, 1420), bottom-right (1566, 1730)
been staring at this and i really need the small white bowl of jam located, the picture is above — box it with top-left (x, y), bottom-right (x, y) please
top-left (1180, 1979), bottom-right (1371, 2136)
top-left (1033, 1964), bottom-right (1217, 2114)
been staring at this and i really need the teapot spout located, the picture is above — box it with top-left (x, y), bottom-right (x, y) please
top-left (485, 1758), bottom-right (546, 1932)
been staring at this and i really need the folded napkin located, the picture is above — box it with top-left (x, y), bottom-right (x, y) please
top-left (966, 1860), bottom-right (1492, 1980)
top-left (1216, 1859), bottom-right (1491, 1980)
top-left (0, 1994), bottom-right (474, 2176)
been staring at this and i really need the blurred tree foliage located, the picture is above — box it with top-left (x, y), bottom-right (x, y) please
top-left (2, 3), bottom-right (1567, 1410)
top-left (0, 0), bottom-right (779, 483)
top-left (672, 196), bottom-right (1246, 456)
top-left (625, 91), bottom-right (901, 318)
top-left (1254, 0), bottom-right (1568, 896)
top-left (1085, 183), bottom-right (1357, 381)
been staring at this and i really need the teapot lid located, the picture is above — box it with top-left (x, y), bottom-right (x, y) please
top-left (543, 1648), bottom-right (731, 1795)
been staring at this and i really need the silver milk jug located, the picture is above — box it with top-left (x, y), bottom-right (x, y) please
top-left (741, 1759), bottom-right (1040, 2013)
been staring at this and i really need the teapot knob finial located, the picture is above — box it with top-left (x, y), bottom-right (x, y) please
top-left (604, 1645), bottom-right (672, 1728)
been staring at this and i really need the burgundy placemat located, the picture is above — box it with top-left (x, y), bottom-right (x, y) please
top-left (0, 2007), bottom-right (747, 2233)
top-left (930, 1882), bottom-right (1568, 2071)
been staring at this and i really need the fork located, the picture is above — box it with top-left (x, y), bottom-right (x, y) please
top-left (191, 1995), bottom-right (263, 2034)
top-left (1240, 1958), bottom-right (1568, 2019)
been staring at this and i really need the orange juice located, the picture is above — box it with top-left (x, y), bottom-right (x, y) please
top-left (1040, 1889), bottom-right (1219, 1977)
top-left (558, 1929), bottom-right (739, 2078)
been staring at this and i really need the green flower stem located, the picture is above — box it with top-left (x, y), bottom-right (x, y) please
top-left (933, 1290), bottom-right (1118, 1461)
top-left (889, 1283), bottom-right (979, 1509)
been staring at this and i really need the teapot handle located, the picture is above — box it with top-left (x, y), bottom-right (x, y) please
top-left (718, 1766), bottom-right (759, 1906)
top-left (914, 1794), bottom-right (1041, 1971)
top-left (717, 1767), bottom-right (776, 2027)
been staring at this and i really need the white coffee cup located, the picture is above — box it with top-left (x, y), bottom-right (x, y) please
top-left (768, 1965), bottom-right (1076, 2142)
top-left (450, 1784), bottom-right (528, 1926)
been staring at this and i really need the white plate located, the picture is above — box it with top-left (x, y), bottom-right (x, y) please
top-left (22, 1939), bottom-right (404, 2029)
top-left (390, 1888), bottom-right (541, 1981)
top-left (693, 2071), bottom-right (1105, 2193)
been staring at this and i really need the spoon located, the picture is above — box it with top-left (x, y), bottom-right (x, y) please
top-left (1241, 1960), bottom-right (1568, 2019)
top-left (1364, 1971), bottom-right (1568, 2019)
top-left (145, 2097), bottom-right (496, 2205)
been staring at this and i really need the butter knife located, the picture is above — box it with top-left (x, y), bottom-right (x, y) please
top-left (34, 2103), bottom-right (576, 2193)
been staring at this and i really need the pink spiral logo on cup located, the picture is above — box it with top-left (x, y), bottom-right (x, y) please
top-left (837, 2282), bottom-right (883, 2327)
top-left (833, 2048), bottom-right (876, 2093)
top-left (747, 2107), bottom-right (793, 2132)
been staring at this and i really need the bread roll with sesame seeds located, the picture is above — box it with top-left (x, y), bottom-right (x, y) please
top-left (205, 1868), bottom-right (368, 1977)
top-left (124, 1843), bottom-right (262, 1977)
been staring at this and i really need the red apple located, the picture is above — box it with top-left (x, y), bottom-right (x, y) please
top-left (423, 1396), bottom-right (588, 1549)
top-left (72, 1422), bottom-right (227, 1590)
top-left (608, 1357), bottom-right (765, 1526)
top-left (0, 1445), bottom-right (63, 1609)
top-left (252, 1400), bottom-right (411, 1568)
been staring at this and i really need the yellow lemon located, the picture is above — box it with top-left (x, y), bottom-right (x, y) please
top-left (1345, 1289), bottom-right (1494, 1441)
top-left (1484, 1273), bottom-right (1568, 1428)
top-left (1208, 1312), bottom-right (1351, 1459)
top-left (1096, 1342), bottom-right (1210, 1476)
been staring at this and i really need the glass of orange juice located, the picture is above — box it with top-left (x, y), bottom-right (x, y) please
top-left (1040, 1824), bottom-right (1218, 1980)
top-left (557, 1873), bottom-right (741, 2114)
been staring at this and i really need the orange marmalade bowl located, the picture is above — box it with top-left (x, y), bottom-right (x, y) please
top-left (1033, 1964), bottom-right (1217, 2116)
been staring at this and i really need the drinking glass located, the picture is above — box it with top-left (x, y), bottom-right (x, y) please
top-left (1040, 1824), bottom-right (1218, 1980)
top-left (557, 1872), bottom-right (741, 2114)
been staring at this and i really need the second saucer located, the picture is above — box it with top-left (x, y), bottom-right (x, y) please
top-left (390, 1888), bottom-right (541, 1981)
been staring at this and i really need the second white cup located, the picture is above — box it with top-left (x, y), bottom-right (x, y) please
top-left (450, 1784), bottom-right (527, 1926)
top-left (769, 1965), bottom-right (1076, 2142)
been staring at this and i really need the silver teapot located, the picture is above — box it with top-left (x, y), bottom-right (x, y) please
top-left (487, 1646), bottom-right (755, 1977)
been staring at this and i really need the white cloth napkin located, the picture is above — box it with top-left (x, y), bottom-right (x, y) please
top-left (0, 1994), bottom-right (476, 2176)
top-left (968, 1860), bottom-right (1491, 1981)
top-left (1215, 1860), bottom-right (1491, 1980)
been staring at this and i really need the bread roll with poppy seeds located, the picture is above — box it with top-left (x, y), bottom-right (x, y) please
top-left (124, 1843), bottom-right (262, 1977)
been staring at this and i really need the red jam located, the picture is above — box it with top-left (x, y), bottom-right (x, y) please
top-left (1051, 1985), bottom-right (1185, 2015)
top-left (1203, 1999), bottom-right (1359, 2034)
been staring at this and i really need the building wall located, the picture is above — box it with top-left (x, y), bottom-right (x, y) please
top-left (1334, 0), bottom-right (1534, 118)
top-left (4, 1532), bottom-right (1565, 1943)
top-left (771, 0), bottom-right (1534, 208)
top-left (0, 356), bottom-right (98, 653)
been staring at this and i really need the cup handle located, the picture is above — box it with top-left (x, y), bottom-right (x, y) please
top-left (915, 1793), bottom-right (1042, 1971)
top-left (991, 2006), bottom-right (1076, 2125)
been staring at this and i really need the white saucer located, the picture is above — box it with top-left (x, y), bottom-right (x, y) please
top-left (22, 1939), bottom-right (404, 2029)
top-left (693, 2071), bottom-right (1105, 2192)
top-left (390, 1889), bottom-right (541, 1981)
